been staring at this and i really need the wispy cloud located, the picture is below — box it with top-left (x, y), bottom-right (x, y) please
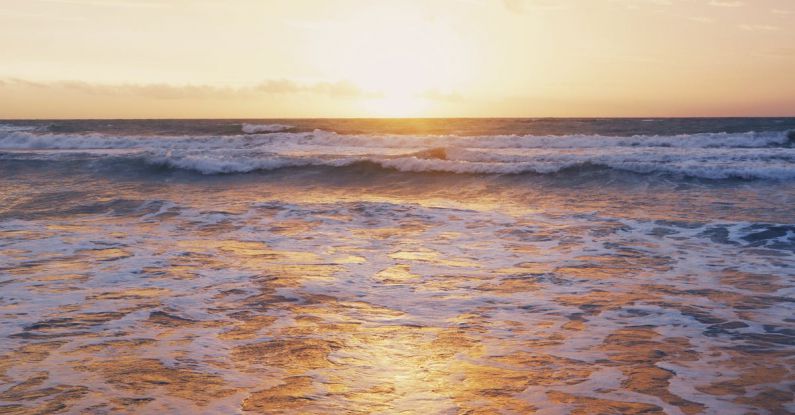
top-left (501, 0), bottom-right (568, 14)
top-left (645, 0), bottom-right (673, 5)
top-left (687, 16), bottom-right (714, 23)
top-left (0, 78), bottom-right (473, 105)
top-left (36, 0), bottom-right (168, 9)
top-left (254, 80), bottom-right (376, 98)
top-left (0, 78), bottom-right (381, 100)
top-left (608, 0), bottom-right (673, 11)
top-left (451, 0), bottom-right (489, 6)
top-left (738, 24), bottom-right (780, 32)
top-left (709, 0), bottom-right (743, 7)
top-left (771, 8), bottom-right (792, 15)
top-left (0, 9), bottom-right (86, 20)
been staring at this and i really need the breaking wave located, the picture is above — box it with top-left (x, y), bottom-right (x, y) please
top-left (0, 124), bottom-right (39, 133)
top-left (241, 123), bottom-right (293, 133)
top-left (1, 128), bottom-right (795, 180)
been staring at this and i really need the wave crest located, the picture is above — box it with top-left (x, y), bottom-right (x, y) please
top-left (1, 129), bottom-right (794, 180)
top-left (241, 123), bottom-right (293, 133)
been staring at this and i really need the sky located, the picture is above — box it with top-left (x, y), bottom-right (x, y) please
top-left (0, 0), bottom-right (793, 118)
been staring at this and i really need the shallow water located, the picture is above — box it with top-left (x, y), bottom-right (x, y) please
top-left (1, 119), bottom-right (794, 414)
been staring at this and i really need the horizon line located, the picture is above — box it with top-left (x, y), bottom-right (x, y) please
top-left (3, 115), bottom-right (795, 121)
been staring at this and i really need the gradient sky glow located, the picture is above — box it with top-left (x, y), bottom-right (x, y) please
top-left (1, 0), bottom-right (794, 118)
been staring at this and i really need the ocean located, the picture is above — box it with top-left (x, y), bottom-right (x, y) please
top-left (1, 118), bottom-right (794, 413)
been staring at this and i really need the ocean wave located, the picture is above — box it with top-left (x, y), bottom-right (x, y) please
top-left (241, 123), bottom-right (293, 133)
top-left (0, 124), bottom-right (39, 133)
top-left (1, 129), bottom-right (795, 179)
top-left (142, 151), bottom-right (795, 179)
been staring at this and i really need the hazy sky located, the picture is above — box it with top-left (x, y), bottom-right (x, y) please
top-left (1, 0), bottom-right (793, 118)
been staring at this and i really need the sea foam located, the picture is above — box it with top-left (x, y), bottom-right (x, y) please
top-left (1, 128), bottom-right (794, 179)
top-left (241, 123), bottom-right (293, 133)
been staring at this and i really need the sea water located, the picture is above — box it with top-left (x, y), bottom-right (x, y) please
top-left (1, 118), bottom-right (794, 413)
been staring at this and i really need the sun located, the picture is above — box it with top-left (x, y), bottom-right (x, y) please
top-left (305, 2), bottom-right (473, 117)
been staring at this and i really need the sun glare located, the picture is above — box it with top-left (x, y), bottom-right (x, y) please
top-left (308, 3), bottom-right (472, 117)
top-left (363, 95), bottom-right (430, 118)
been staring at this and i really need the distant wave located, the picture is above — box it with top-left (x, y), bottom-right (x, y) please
top-left (0, 124), bottom-right (39, 133)
top-left (241, 123), bottom-right (293, 133)
top-left (1, 129), bottom-right (795, 180)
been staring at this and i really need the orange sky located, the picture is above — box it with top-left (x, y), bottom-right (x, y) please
top-left (1, 0), bottom-right (793, 118)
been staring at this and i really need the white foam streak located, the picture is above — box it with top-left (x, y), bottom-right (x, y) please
top-left (0, 124), bottom-right (39, 133)
top-left (241, 123), bottom-right (293, 133)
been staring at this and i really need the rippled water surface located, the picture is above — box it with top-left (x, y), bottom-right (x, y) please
top-left (1, 119), bottom-right (794, 414)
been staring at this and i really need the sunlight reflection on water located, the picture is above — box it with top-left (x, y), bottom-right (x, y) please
top-left (1, 172), bottom-right (794, 414)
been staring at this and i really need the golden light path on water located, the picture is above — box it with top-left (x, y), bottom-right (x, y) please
top-left (0, 172), bottom-right (794, 414)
